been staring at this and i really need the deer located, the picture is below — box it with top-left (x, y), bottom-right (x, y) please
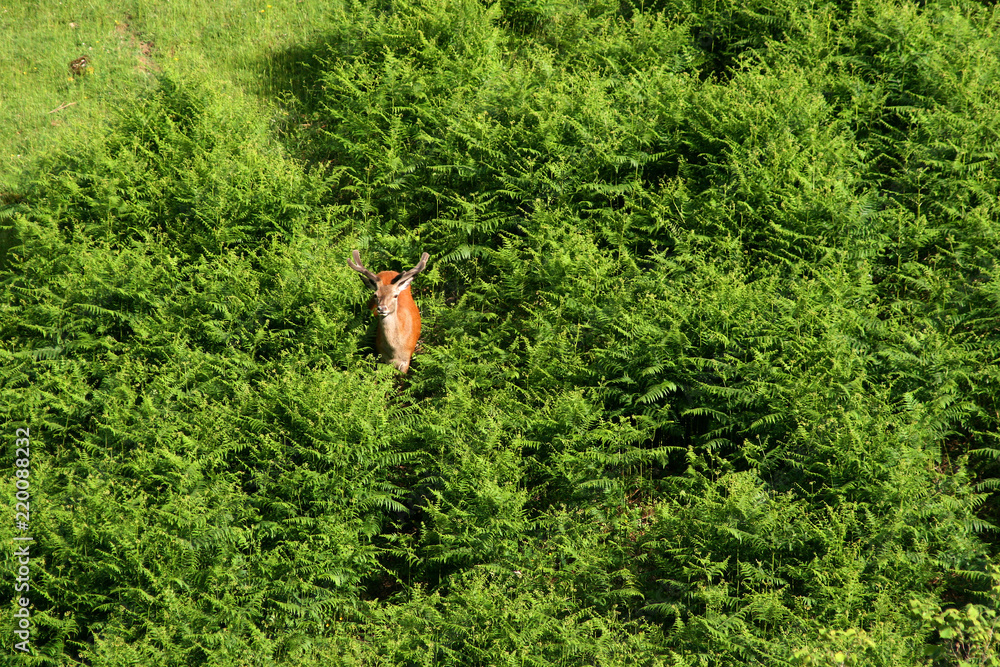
top-left (347, 250), bottom-right (430, 373)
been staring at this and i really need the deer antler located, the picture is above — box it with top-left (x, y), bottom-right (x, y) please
top-left (394, 252), bottom-right (430, 285)
top-left (347, 250), bottom-right (380, 289)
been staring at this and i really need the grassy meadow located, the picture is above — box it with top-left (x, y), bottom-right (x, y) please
top-left (2, 0), bottom-right (1000, 664)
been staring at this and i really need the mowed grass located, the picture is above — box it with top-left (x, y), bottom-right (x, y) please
top-left (0, 0), bottom-right (329, 191)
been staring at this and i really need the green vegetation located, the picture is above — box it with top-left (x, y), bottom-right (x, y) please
top-left (2, 0), bottom-right (999, 664)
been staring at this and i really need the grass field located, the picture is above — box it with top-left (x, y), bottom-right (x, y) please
top-left (0, 0), bottom-right (330, 190)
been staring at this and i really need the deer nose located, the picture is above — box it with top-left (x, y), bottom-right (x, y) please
top-left (376, 304), bottom-right (389, 316)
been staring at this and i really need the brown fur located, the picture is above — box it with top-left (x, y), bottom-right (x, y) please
top-left (369, 271), bottom-right (421, 373)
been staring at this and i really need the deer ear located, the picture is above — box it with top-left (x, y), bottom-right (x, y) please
top-left (393, 274), bottom-right (416, 291)
top-left (392, 253), bottom-right (429, 292)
